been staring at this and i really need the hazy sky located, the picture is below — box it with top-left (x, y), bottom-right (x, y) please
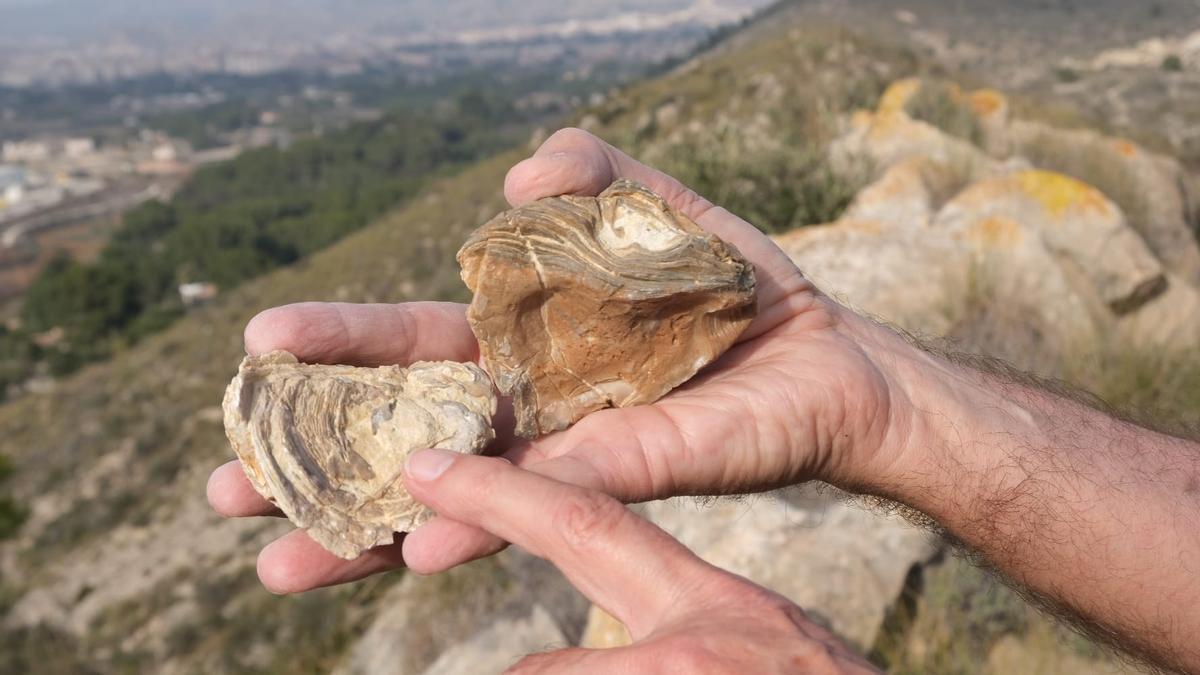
top-left (0, 1), bottom-right (765, 42)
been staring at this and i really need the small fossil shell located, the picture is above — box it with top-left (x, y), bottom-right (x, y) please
top-left (222, 351), bottom-right (496, 559)
top-left (458, 179), bottom-right (756, 438)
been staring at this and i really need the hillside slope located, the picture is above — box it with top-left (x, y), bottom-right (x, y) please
top-left (1, 7), bottom-right (1195, 674)
top-left (0, 14), bottom-right (920, 672)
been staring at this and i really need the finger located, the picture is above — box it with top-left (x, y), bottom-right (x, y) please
top-left (244, 301), bottom-right (478, 367)
top-left (396, 451), bottom-right (607, 574)
top-left (504, 127), bottom-right (716, 221)
top-left (503, 128), bottom-right (813, 340)
top-left (207, 460), bottom-right (282, 517)
top-left (506, 646), bottom-right (639, 674)
top-left (400, 516), bottom-right (507, 574)
top-left (256, 529), bottom-right (407, 594)
top-left (404, 450), bottom-right (716, 637)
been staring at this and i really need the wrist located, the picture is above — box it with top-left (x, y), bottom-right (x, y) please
top-left (825, 312), bottom-right (1041, 508)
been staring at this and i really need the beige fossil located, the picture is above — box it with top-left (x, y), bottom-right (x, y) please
top-left (458, 179), bottom-right (757, 438)
top-left (222, 351), bottom-right (496, 559)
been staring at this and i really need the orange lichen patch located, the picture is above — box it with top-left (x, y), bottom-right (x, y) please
top-left (1112, 138), bottom-right (1139, 158)
top-left (877, 78), bottom-right (922, 115)
top-left (865, 109), bottom-right (911, 138)
top-left (966, 216), bottom-right (1024, 250)
top-left (1015, 170), bottom-right (1112, 218)
top-left (849, 109), bottom-right (875, 131)
top-left (969, 89), bottom-right (1007, 118)
top-left (839, 218), bottom-right (885, 235)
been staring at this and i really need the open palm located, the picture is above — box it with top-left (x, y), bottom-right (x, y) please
top-left (207, 128), bottom-right (905, 593)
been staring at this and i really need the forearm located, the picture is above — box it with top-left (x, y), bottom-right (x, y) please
top-left (859, 325), bottom-right (1200, 671)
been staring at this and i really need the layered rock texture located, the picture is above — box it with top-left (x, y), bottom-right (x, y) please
top-left (458, 179), bottom-right (756, 438)
top-left (222, 351), bottom-right (496, 559)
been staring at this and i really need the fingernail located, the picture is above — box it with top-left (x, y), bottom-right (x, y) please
top-left (406, 449), bottom-right (456, 481)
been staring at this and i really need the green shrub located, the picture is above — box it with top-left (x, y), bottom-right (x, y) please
top-left (1055, 67), bottom-right (1082, 83)
top-left (0, 455), bottom-right (26, 540)
top-left (660, 128), bottom-right (863, 233)
top-left (904, 80), bottom-right (984, 147)
top-left (16, 89), bottom-right (527, 382)
top-left (1162, 55), bottom-right (1184, 72)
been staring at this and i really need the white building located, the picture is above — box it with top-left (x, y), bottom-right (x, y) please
top-left (1, 140), bottom-right (49, 163)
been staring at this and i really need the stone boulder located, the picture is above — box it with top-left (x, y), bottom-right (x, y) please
top-left (581, 489), bottom-right (939, 654)
top-left (775, 218), bottom-right (970, 338)
top-left (1006, 121), bottom-right (1200, 285)
top-left (806, 79), bottom-right (1200, 358)
top-left (334, 549), bottom-right (587, 675)
top-left (934, 170), bottom-right (1166, 316)
top-left (420, 606), bottom-right (566, 675)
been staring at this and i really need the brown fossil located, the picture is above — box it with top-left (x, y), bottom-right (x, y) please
top-left (457, 179), bottom-right (757, 438)
top-left (222, 351), bottom-right (496, 559)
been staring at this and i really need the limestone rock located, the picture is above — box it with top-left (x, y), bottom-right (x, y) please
top-left (458, 179), bottom-right (757, 438)
top-left (934, 169), bottom-right (1166, 314)
top-left (579, 489), bottom-right (940, 652)
top-left (775, 218), bottom-right (971, 338)
top-left (222, 351), bottom-right (496, 559)
top-left (1007, 121), bottom-right (1200, 285)
top-left (420, 605), bottom-right (566, 675)
top-left (334, 549), bottom-right (589, 675)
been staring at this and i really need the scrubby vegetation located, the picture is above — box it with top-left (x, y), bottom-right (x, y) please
top-left (904, 80), bottom-right (984, 147)
top-left (660, 122), bottom-right (865, 233)
top-left (7, 89), bottom-right (527, 391)
top-left (0, 454), bottom-right (25, 540)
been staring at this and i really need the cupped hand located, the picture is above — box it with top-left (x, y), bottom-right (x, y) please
top-left (402, 448), bottom-right (879, 674)
top-left (207, 127), bottom-right (918, 593)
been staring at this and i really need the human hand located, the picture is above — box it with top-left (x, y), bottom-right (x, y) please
top-left (207, 127), bottom-right (926, 592)
top-left (401, 448), bottom-right (879, 674)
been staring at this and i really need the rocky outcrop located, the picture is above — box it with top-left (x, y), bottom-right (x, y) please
top-left (579, 488), bottom-right (939, 653)
top-left (780, 80), bottom-right (1200, 359)
top-left (334, 549), bottom-right (587, 675)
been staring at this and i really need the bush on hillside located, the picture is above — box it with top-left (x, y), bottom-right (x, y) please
top-left (905, 80), bottom-right (984, 147)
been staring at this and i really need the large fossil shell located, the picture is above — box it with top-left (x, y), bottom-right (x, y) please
top-left (222, 351), bottom-right (496, 559)
top-left (458, 179), bottom-right (757, 438)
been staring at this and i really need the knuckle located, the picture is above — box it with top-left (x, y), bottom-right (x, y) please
top-left (787, 639), bottom-right (841, 673)
top-left (388, 303), bottom-right (418, 358)
top-left (549, 126), bottom-right (596, 145)
top-left (551, 490), bottom-right (627, 550)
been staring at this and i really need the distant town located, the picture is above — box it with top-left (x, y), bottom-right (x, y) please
top-left (0, 88), bottom-right (326, 313)
top-left (0, 1), bottom-right (775, 320)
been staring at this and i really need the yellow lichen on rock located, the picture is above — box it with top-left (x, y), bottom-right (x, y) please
top-left (1014, 170), bottom-right (1113, 218)
top-left (876, 77), bottom-right (922, 115)
top-left (968, 89), bottom-right (1007, 118)
top-left (1112, 138), bottom-right (1139, 158)
top-left (965, 216), bottom-right (1025, 250)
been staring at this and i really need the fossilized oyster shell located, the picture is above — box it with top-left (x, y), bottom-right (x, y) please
top-left (458, 179), bottom-right (756, 438)
top-left (222, 351), bottom-right (496, 559)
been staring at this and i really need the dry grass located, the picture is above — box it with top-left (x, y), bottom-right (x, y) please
top-left (904, 80), bottom-right (985, 147)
